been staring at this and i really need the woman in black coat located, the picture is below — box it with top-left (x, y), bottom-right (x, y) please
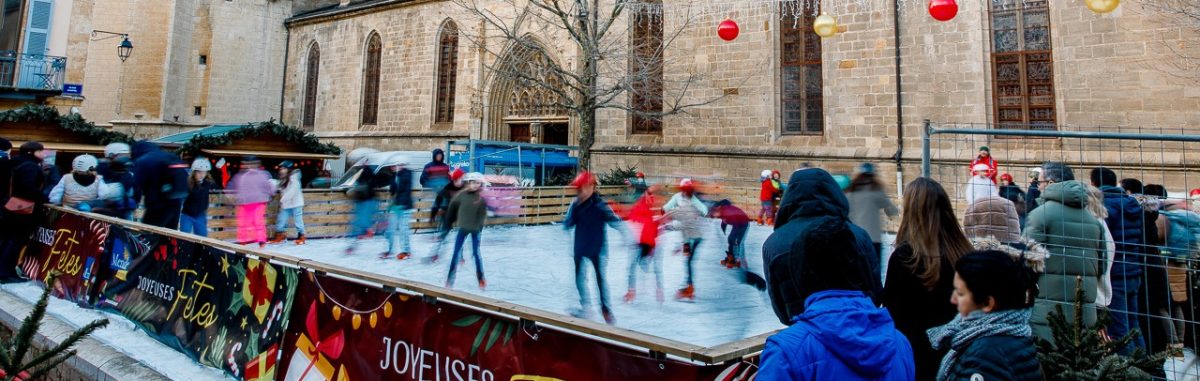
top-left (0, 142), bottom-right (47, 281)
top-left (883, 178), bottom-right (974, 381)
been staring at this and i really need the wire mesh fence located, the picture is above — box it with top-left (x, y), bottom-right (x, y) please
top-left (922, 120), bottom-right (1200, 378)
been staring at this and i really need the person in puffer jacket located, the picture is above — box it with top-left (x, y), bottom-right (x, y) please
top-left (131, 141), bottom-right (187, 229)
top-left (227, 157), bottom-right (276, 247)
top-left (1090, 167), bottom-right (1147, 353)
top-left (49, 154), bottom-right (115, 211)
top-left (759, 187), bottom-right (914, 380)
top-left (926, 249), bottom-right (1043, 381)
top-left (269, 161), bottom-right (306, 245)
top-left (1022, 167), bottom-right (1106, 342)
top-left (962, 195), bottom-right (1021, 243)
top-left (662, 178), bottom-right (709, 301)
top-left (758, 169), bottom-right (779, 225)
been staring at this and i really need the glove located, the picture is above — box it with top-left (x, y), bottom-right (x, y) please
top-left (78, 202), bottom-right (92, 212)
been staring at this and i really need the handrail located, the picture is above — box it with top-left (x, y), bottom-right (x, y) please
top-left (48, 205), bottom-right (768, 364)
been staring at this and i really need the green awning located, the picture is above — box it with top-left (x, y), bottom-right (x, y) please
top-left (152, 124), bottom-right (244, 145)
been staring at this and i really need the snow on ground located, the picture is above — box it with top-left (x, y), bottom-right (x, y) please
top-left (0, 282), bottom-right (230, 380)
top-left (278, 222), bottom-right (897, 347)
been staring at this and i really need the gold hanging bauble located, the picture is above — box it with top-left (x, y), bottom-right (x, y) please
top-left (352, 314), bottom-right (363, 330)
top-left (370, 312), bottom-right (378, 328)
top-left (332, 305), bottom-right (342, 321)
top-left (1084, 0), bottom-right (1119, 13)
top-left (814, 13), bottom-right (838, 38)
top-left (384, 301), bottom-right (393, 318)
top-left (318, 292), bottom-right (326, 304)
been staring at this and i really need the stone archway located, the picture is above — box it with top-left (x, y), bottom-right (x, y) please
top-left (485, 41), bottom-right (570, 144)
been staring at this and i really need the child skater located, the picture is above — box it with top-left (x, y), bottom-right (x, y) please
top-left (445, 172), bottom-right (489, 289)
top-left (624, 185), bottom-right (665, 304)
top-left (179, 158), bottom-right (214, 237)
top-left (269, 161), bottom-right (306, 245)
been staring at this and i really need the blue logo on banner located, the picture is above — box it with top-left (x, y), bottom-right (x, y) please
top-left (63, 83), bottom-right (82, 95)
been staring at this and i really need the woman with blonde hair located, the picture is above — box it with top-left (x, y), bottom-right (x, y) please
top-left (882, 177), bottom-right (974, 381)
top-left (1083, 184), bottom-right (1116, 307)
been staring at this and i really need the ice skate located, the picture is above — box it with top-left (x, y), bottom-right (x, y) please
top-left (675, 285), bottom-right (695, 301)
top-left (601, 310), bottom-right (615, 325)
top-left (567, 308), bottom-right (592, 319)
top-left (267, 232), bottom-right (286, 244)
top-left (423, 255), bottom-right (440, 264)
top-left (623, 289), bottom-right (636, 303)
top-left (294, 234), bottom-right (306, 245)
top-left (478, 279), bottom-right (487, 290)
top-left (656, 288), bottom-right (665, 304)
top-left (396, 252), bottom-right (410, 260)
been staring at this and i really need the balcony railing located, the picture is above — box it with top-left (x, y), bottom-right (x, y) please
top-left (0, 50), bottom-right (66, 93)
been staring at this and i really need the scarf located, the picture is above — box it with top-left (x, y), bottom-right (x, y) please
top-left (927, 308), bottom-right (1032, 381)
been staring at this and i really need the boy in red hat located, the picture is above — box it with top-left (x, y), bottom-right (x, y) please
top-left (564, 171), bottom-right (628, 324)
top-left (426, 168), bottom-right (465, 262)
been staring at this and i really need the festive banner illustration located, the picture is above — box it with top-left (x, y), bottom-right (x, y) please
top-left (96, 226), bottom-right (300, 380)
top-left (18, 208), bottom-right (110, 303)
top-left (278, 272), bottom-right (758, 381)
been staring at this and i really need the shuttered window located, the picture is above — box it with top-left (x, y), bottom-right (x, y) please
top-left (23, 0), bottom-right (52, 55)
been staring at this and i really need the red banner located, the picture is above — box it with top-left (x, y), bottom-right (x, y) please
top-left (277, 273), bottom-right (757, 381)
top-left (19, 208), bottom-right (109, 303)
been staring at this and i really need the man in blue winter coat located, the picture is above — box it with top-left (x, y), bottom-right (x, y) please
top-left (131, 141), bottom-right (188, 229)
top-left (759, 168), bottom-right (914, 380)
top-left (421, 148), bottom-right (451, 224)
top-left (1091, 167), bottom-right (1148, 353)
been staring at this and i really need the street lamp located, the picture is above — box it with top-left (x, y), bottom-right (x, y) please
top-left (118, 37), bottom-right (133, 62)
top-left (91, 30), bottom-right (133, 61)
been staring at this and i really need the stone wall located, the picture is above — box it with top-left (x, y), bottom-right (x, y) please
top-left (280, 0), bottom-right (1200, 181)
top-left (65, 0), bottom-right (286, 129)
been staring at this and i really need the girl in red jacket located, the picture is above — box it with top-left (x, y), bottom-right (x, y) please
top-left (758, 169), bottom-right (779, 225)
top-left (969, 146), bottom-right (999, 184)
top-left (624, 186), bottom-right (664, 303)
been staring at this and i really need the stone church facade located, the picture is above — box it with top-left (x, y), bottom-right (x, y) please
top-left (281, 0), bottom-right (1200, 187)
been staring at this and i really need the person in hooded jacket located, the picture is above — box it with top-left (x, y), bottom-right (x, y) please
top-left (427, 168), bottom-right (464, 262)
top-left (882, 177), bottom-right (975, 381)
top-left (1091, 167), bottom-right (1147, 353)
top-left (228, 157), bottom-right (276, 247)
top-left (962, 195), bottom-right (1021, 243)
top-left (926, 250), bottom-right (1043, 381)
top-left (345, 160), bottom-right (392, 255)
top-left (422, 148), bottom-right (451, 223)
top-left (1120, 178), bottom-right (1173, 353)
top-left (131, 141), bottom-right (188, 229)
top-left (1026, 168), bottom-right (1043, 215)
top-left (0, 142), bottom-right (48, 282)
top-left (1022, 162), bottom-right (1106, 342)
top-left (383, 162), bottom-right (414, 260)
top-left (759, 170), bottom-right (914, 380)
top-left (998, 173), bottom-right (1027, 227)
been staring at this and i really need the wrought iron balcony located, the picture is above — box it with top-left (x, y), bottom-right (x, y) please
top-left (0, 51), bottom-right (66, 94)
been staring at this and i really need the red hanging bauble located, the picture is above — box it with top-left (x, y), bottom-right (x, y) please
top-left (717, 18), bottom-right (739, 41)
top-left (928, 0), bottom-right (959, 21)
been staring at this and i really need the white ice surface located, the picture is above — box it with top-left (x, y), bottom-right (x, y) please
top-left (0, 282), bottom-right (231, 380)
top-left (276, 222), bottom-right (896, 347)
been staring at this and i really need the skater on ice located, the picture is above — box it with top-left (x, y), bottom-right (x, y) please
top-left (227, 156), bottom-right (276, 248)
top-left (383, 160), bottom-right (414, 260)
top-left (269, 160), bottom-right (306, 245)
top-left (344, 148), bottom-right (389, 255)
top-left (563, 171), bottom-right (628, 323)
top-left (179, 157), bottom-right (214, 237)
top-left (427, 168), bottom-right (464, 262)
top-left (623, 184), bottom-right (664, 304)
top-left (444, 172), bottom-right (489, 289)
top-left (661, 178), bottom-right (708, 301)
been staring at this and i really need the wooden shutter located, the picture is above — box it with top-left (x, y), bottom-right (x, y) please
top-left (630, 2), bottom-right (663, 135)
top-left (989, 0), bottom-right (1056, 130)
top-left (780, 8), bottom-right (823, 135)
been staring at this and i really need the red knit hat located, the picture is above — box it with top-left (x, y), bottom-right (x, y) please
top-left (1000, 173), bottom-right (1013, 182)
top-left (450, 168), bottom-right (465, 181)
top-left (571, 171), bottom-right (596, 188)
top-left (1190, 188), bottom-right (1200, 199)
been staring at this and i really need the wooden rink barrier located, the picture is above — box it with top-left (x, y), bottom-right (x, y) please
top-left (63, 204), bottom-right (769, 367)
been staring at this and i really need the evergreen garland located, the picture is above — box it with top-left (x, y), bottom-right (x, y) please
top-left (0, 104), bottom-right (134, 145)
top-left (175, 119), bottom-right (341, 158)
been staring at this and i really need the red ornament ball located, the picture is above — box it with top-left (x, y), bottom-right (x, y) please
top-left (717, 19), bottom-right (739, 41)
top-left (928, 0), bottom-right (958, 21)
